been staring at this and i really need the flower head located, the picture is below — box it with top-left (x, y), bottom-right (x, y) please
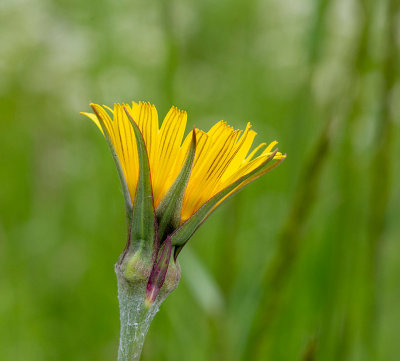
top-left (82, 101), bottom-right (285, 305)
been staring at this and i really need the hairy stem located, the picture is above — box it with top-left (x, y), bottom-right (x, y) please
top-left (116, 273), bottom-right (162, 361)
top-left (115, 250), bottom-right (181, 361)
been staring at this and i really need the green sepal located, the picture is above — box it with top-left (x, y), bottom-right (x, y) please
top-left (123, 106), bottom-right (156, 254)
top-left (172, 149), bottom-right (285, 257)
top-left (156, 130), bottom-right (196, 240)
top-left (145, 235), bottom-right (172, 308)
top-left (90, 104), bottom-right (133, 225)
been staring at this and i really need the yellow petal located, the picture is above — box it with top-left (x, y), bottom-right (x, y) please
top-left (113, 104), bottom-right (139, 201)
top-left (180, 128), bottom-right (284, 222)
top-left (124, 102), bottom-right (159, 189)
top-left (81, 112), bottom-right (104, 134)
top-left (82, 102), bottom-right (285, 224)
top-left (152, 106), bottom-right (187, 206)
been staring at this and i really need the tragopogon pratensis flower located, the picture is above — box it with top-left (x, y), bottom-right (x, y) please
top-left (81, 101), bottom-right (285, 361)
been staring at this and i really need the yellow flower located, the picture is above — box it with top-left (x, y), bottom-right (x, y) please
top-left (82, 101), bottom-right (285, 224)
top-left (83, 100), bottom-right (286, 306)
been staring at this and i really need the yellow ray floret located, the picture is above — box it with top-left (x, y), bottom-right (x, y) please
top-left (82, 102), bottom-right (285, 223)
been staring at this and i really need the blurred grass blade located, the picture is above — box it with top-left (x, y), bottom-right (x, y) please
top-left (180, 248), bottom-right (224, 316)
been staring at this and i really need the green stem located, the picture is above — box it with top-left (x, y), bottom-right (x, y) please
top-left (116, 275), bottom-right (151, 361)
top-left (116, 272), bottom-right (161, 361)
top-left (115, 252), bottom-right (181, 361)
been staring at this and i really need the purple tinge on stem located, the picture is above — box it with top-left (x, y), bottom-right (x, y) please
top-left (145, 236), bottom-right (172, 308)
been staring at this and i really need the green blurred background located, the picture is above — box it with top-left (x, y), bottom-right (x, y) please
top-left (1, 0), bottom-right (399, 360)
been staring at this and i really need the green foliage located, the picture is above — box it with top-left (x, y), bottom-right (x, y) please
top-left (0, 0), bottom-right (399, 360)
